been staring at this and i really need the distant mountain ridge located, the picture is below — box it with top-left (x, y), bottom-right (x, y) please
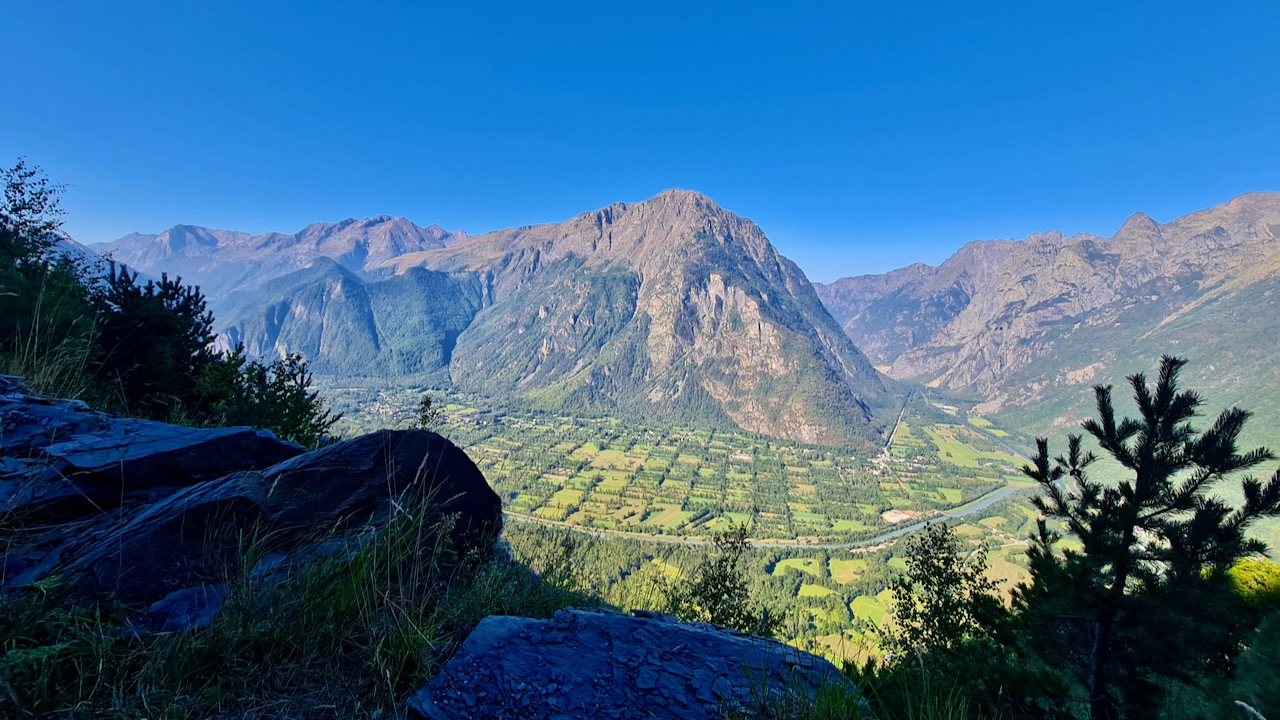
top-left (96, 216), bottom-right (467, 304)
top-left (815, 192), bottom-right (1280, 433)
top-left (104, 190), bottom-right (892, 447)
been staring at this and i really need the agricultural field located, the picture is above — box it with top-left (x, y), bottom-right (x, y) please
top-left (325, 385), bottom-right (1030, 542)
top-left (325, 382), bottom-right (1277, 669)
top-left (325, 381), bottom-right (1053, 668)
top-left (757, 492), bottom-right (1044, 664)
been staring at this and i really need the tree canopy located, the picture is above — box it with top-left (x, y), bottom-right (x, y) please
top-left (1, 159), bottom-right (338, 447)
top-left (1018, 356), bottom-right (1280, 719)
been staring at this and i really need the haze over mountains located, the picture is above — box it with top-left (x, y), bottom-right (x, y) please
top-left (100, 216), bottom-right (467, 301)
top-left (815, 192), bottom-right (1280, 434)
top-left (97, 189), bottom-right (1280, 446)
top-left (101, 190), bottom-right (891, 447)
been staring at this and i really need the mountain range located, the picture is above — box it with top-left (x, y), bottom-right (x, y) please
top-left (96, 189), bottom-right (1280, 447)
top-left (814, 192), bottom-right (1280, 436)
top-left (99, 216), bottom-right (467, 302)
top-left (99, 190), bottom-right (892, 447)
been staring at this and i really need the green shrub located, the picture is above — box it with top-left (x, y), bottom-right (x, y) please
top-left (669, 523), bottom-right (782, 636)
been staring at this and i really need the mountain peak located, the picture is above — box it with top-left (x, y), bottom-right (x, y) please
top-left (376, 190), bottom-right (887, 446)
top-left (158, 224), bottom-right (223, 251)
top-left (1115, 211), bottom-right (1160, 240)
top-left (653, 187), bottom-right (713, 201)
top-left (645, 188), bottom-right (721, 212)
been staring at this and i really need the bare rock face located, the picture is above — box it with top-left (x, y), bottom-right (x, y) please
top-left (816, 192), bottom-right (1280, 424)
top-left (408, 608), bottom-right (858, 720)
top-left (0, 374), bottom-right (305, 522)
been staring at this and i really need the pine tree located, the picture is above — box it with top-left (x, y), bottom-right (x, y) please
top-left (90, 263), bottom-right (217, 418)
top-left (1017, 356), bottom-right (1280, 719)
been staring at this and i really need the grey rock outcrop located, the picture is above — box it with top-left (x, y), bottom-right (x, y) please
top-left (2, 379), bottom-right (503, 631)
top-left (408, 608), bottom-right (859, 720)
top-left (0, 374), bottom-right (305, 521)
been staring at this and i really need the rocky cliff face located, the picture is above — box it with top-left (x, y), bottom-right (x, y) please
top-left (817, 192), bottom-right (1280, 430)
top-left (381, 189), bottom-right (891, 446)
top-left (122, 190), bottom-right (894, 447)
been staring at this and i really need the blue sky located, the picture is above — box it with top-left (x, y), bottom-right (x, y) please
top-left (5, 1), bottom-right (1278, 281)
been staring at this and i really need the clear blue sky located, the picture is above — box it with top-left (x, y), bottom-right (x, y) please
top-left (6, 1), bottom-right (1278, 281)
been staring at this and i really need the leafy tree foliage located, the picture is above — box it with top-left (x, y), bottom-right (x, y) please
top-left (418, 393), bottom-right (444, 432)
top-left (1, 160), bottom-right (337, 448)
top-left (669, 524), bottom-right (781, 636)
top-left (1, 161), bottom-right (99, 399)
top-left (885, 522), bottom-right (1003, 658)
top-left (198, 346), bottom-right (341, 448)
top-left (1225, 557), bottom-right (1280, 614)
top-left (1017, 356), bottom-right (1280, 720)
top-left (864, 521), bottom-right (1063, 720)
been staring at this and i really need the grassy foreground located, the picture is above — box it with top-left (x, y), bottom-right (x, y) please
top-left (0, 503), bottom-right (587, 719)
top-left (1, 507), bottom-right (991, 720)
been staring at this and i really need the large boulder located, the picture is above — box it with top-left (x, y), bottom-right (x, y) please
top-left (22, 430), bottom-right (501, 611)
top-left (2, 377), bottom-right (503, 627)
top-left (260, 429), bottom-right (501, 547)
top-left (408, 608), bottom-right (859, 720)
top-left (60, 471), bottom-right (272, 603)
top-left (0, 375), bottom-right (305, 521)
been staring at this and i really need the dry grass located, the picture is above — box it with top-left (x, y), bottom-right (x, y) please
top-left (0, 497), bottom-right (587, 719)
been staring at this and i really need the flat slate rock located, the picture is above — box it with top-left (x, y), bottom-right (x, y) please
top-left (1, 374), bottom-right (305, 520)
top-left (3, 373), bottom-right (504, 635)
top-left (408, 608), bottom-right (857, 720)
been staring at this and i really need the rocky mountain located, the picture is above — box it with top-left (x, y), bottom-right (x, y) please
top-left (816, 192), bottom-right (1280, 434)
top-left (118, 190), bottom-right (892, 447)
top-left (219, 258), bottom-right (485, 380)
top-left (95, 216), bottom-right (466, 310)
top-left (406, 190), bottom-right (891, 444)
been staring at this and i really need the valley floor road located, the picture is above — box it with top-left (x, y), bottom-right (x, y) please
top-left (503, 481), bottom-right (1031, 551)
